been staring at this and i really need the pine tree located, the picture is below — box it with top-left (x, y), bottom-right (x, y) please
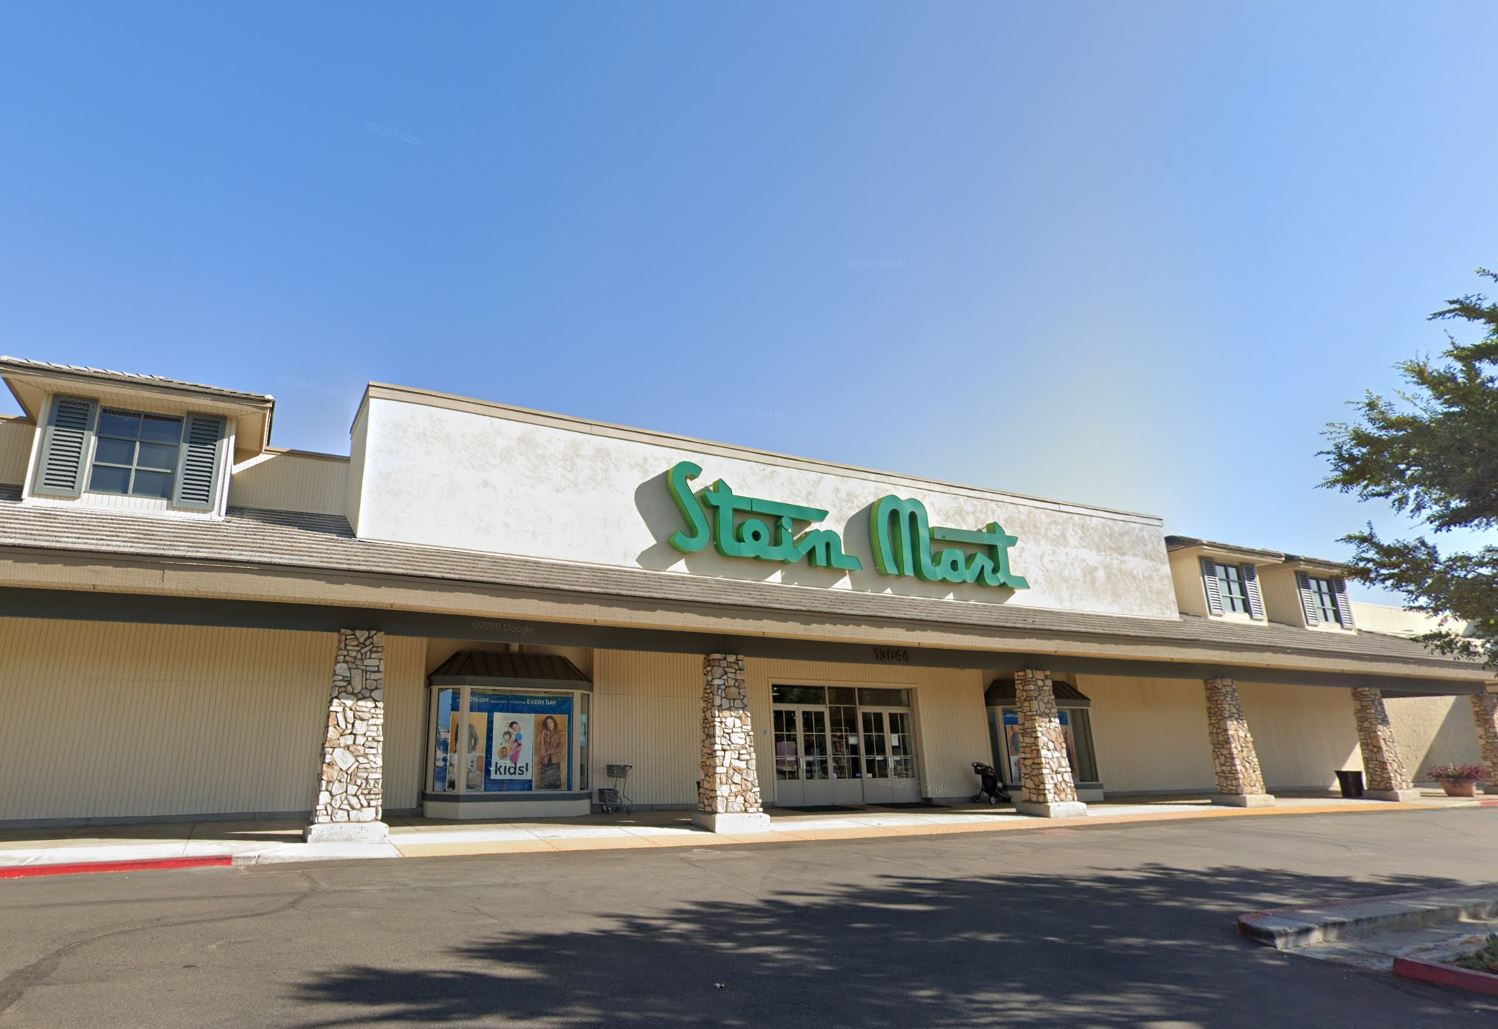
top-left (1323, 266), bottom-right (1498, 663)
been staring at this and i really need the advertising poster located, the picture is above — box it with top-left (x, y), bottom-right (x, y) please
top-left (1002, 709), bottom-right (1022, 786)
top-left (458, 712), bottom-right (487, 791)
top-left (489, 713), bottom-right (535, 781)
top-left (469, 692), bottom-right (572, 792)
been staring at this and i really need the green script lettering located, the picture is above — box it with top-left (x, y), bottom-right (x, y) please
top-left (869, 495), bottom-right (1029, 589)
top-left (664, 462), bottom-right (1028, 589)
top-left (666, 461), bottom-right (862, 571)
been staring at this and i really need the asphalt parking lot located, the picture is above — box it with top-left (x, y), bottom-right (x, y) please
top-left (2, 807), bottom-right (1495, 1027)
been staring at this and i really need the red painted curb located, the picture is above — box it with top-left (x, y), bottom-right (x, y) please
top-left (1394, 956), bottom-right (1498, 997)
top-left (0, 855), bottom-right (233, 879)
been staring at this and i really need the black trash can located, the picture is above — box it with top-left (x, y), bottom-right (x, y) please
top-left (1336, 769), bottom-right (1365, 798)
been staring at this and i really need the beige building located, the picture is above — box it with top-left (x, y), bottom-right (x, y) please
top-left (1, 356), bottom-right (1494, 839)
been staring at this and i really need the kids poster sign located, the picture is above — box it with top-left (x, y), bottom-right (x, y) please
top-left (470, 692), bottom-right (572, 792)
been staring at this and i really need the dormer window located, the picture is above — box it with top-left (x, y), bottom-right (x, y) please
top-left (1199, 557), bottom-right (1264, 619)
top-left (89, 409), bottom-right (183, 498)
top-left (1296, 572), bottom-right (1355, 629)
top-left (31, 394), bottom-right (227, 512)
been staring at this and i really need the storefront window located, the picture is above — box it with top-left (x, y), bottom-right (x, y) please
top-left (431, 688), bottom-right (461, 792)
top-left (997, 706), bottom-right (1100, 786)
top-left (466, 690), bottom-right (573, 792)
top-left (578, 693), bottom-right (590, 791)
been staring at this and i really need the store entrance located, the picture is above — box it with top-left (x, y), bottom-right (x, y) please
top-left (771, 685), bottom-right (921, 807)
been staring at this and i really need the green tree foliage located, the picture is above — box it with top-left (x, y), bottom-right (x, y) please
top-left (1323, 267), bottom-right (1498, 663)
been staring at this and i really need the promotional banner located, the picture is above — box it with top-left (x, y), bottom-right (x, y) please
top-left (469, 692), bottom-right (573, 792)
top-left (489, 713), bottom-right (535, 781)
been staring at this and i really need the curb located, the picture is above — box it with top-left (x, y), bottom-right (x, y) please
top-left (1394, 955), bottom-right (1498, 997)
top-left (1238, 887), bottom-right (1498, 950)
top-left (0, 855), bottom-right (233, 879)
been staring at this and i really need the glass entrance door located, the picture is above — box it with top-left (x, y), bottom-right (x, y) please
top-left (859, 708), bottom-right (922, 803)
top-left (772, 705), bottom-right (841, 806)
top-left (771, 685), bottom-right (919, 807)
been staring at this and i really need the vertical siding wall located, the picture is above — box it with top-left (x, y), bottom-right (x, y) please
top-left (382, 635), bottom-right (429, 812)
top-left (1079, 675), bottom-right (1217, 793)
top-left (0, 618), bottom-right (428, 823)
top-left (1080, 674), bottom-right (1366, 794)
top-left (1386, 695), bottom-right (1482, 780)
top-left (0, 417), bottom-right (33, 485)
top-left (591, 650), bottom-right (701, 807)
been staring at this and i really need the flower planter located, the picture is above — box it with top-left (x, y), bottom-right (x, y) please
top-left (1437, 780), bottom-right (1479, 798)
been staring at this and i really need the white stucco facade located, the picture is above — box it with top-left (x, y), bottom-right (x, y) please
top-left (348, 387), bottom-right (1182, 621)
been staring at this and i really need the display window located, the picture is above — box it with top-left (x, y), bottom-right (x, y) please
top-left (429, 686), bottom-right (590, 796)
top-left (995, 706), bottom-right (1099, 786)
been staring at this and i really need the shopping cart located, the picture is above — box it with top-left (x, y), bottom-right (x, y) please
top-left (598, 763), bottom-right (633, 814)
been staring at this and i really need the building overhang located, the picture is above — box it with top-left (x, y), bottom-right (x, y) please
top-left (1, 357), bottom-right (275, 458)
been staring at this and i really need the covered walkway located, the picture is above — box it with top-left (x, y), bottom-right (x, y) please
top-left (0, 791), bottom-right (1487, 872)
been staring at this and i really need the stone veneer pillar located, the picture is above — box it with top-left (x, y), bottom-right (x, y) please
top-left (1203, 678), bottom-right (1274, 807)
top-left (693, 653), bottom-right (770, 833)
top-left (1351, 686), bottom-right (1420, 802)
top-left (1014, 669), bottom-right (1087, 818)
top-left (1471, 688), bottom-right (1498, 796)
top-left (305, 629), bottom-right (389, 843)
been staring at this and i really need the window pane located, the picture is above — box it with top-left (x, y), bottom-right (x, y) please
top-left (88, 465), bottom-right (130, 494)
top-left (771, 685), bottom-right (825, 705)
top-left (1066, 708), bottom-right (1100, 783)
top-left (140, 415), bottom-right (182, 443)
top-left (828, 687), bottom-right (857, 705)
top-left (431, 688), bottom-right (461, 792)
top-left (801, 710), bottom-right (829, 780)
top-left (93, 437), bottom-right (136, 465)
top-left (131, 470), bottom-right (172, 498)
top-left (136, 442), bottom-right (178, 471)
top-left (857, 687), bottom-right (910, 707)
top-left (829, 704), bottom-right (859, 779)
top-left (862, 711), bottom-right (889, 778)
top-left (773, 709), bottom-right (799, 780)
top-left (98, 410), bottom-right (141, 438)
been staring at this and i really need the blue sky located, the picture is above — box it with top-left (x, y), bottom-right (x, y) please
top-left (2, 2), bottom-right (1495, 600)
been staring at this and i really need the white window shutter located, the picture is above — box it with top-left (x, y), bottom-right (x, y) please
top-left (33, 395), bottom-right (98, 498)
top-left (1332, 577), bottom-right (1355, 628)
top-left (1199, 556), bottom-right (1224, 615)
top-left (171, 414), bottom-right (226, 511)
top-left (1241, 563), bottom-right (1265, 619)
top-left (1295, 571), bottom-right (1320, 626)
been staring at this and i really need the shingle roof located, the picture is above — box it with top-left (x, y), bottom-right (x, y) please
top-left (0, 356), bottom-right (274, 404)
top-left (430, 650), bottom-right (591, 684)
top-left (0, 485), bottom-right (1475, 674)
top-left (1165, 534), bottom-right (1347, 570)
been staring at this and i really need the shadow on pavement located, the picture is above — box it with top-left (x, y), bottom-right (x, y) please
top-left (290, 861), bottom-right (1495, 1027)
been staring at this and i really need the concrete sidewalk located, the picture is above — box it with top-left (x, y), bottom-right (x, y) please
top-left (0, 791), bottom-right (1485, 871)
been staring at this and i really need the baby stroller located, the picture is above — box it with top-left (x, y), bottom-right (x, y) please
top-left (972, 762), bottom-right (1011, 804)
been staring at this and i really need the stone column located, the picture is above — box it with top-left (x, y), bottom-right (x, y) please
top-left (1351, 686), bottom-right (1420, 802)
top-left (306, 629), bottom-right (389, 843)
top-left (693, 653), bottom-right (770, 833)
top-left (1203, 678), bottom-right (1274, 807)
top-left (1014, 669), bottom-right (1086, 818)
top-left (1471, 687), bottom-right (1498, 795)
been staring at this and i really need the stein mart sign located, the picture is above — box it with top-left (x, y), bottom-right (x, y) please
top-left (665, 461), bottom-right (1029, 590)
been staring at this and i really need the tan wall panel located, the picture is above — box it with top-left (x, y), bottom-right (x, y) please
top-left (1079, 675), bottom-right (1217, 792)
top-left (229, 451), bottom-right (349, 515)
top-left (0, 618), bottom-right (337, 822)
top-left (382, 635), bottom-right (429, 811)
top-left (1386, 694), bottom-right (1482, 780)
top-left (0, 417), bottom-right (34, 486)
top-left (1237, 682), bottom-right (1363, 790)
top-left (591, 650), bottom-right (700, 807)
